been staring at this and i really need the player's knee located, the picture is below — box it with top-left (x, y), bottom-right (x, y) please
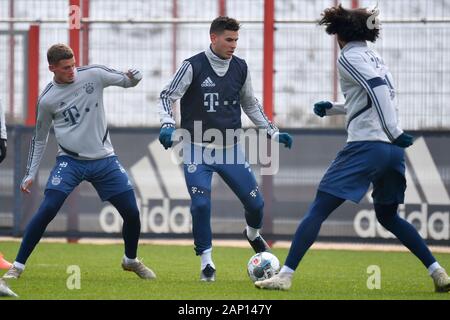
top-left (245, 202), bottom-right (264, 217)
top-left (190, 195), bottom-right (211, 216)
top-left (243, 194), bottom-right (264, 214)
top-left (41, 201), bottom-right (60, 215)
top-left (39, 197), bottom-right (64, 220)
top-left (376, 214), bottom-right (395, 230)
top-left (374, 203), bottom-right (399, 228)
top-left (124, 205), bottom-right (141, 223)
top-left (244, 197), bottom-right (264, 229)
top-left (32, 202), bottom-right (60, 227)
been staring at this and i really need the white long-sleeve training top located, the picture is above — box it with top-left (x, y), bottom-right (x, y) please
top-left (24, 65), bottom-right (141, 180)
top-left (327, 41), bottom-right (403, 143)
top-left (158, 46), bottom-right (278, 137)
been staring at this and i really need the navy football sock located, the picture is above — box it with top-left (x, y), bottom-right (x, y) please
top-left (109, 190), bottom-right (141, 260)
top-left (16, 190), bottom-right (68, 264)
top-left (284, 191), bottom-right (344, 270)
top-left (374, 203), bottom-right (436, 268)
top-left (190, 192), bottom-right (212, 256)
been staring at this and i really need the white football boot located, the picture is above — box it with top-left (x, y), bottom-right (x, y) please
top-left (254, 273), bottom-right (292, 291)
top-left (2, 265), bottom-right (24, 280)
top-left (0, 278), bottom-right (18, 297)
top-left (121, 258), bottom-right (156, 280)
top-left (431, 268), bottom-right (450, 293)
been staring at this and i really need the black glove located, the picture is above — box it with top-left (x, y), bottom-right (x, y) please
top-left (393, 133), bottom-right (414, 148)
top-left (0, 139), bottom-right (6, 163)
top-left (274, 132), bottom-right (293, 149)
top-left (313, 101), bottom-right (333, 117)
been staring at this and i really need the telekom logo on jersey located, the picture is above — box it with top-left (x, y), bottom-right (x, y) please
top-left (354, 137), bottom-right (450, 240)
top-left (203, 92), bottom-right (239, 113)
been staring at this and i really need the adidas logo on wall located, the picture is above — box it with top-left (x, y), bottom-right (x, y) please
top-left (99, 139), bottom-right (191, 234)
top-left (201, 77), bottom-right (216, 87)
top-left (354, 137), bottom-right (449, 240)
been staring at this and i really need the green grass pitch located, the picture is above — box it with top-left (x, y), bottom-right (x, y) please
top-left (1, 241), bottom-right (449, 300)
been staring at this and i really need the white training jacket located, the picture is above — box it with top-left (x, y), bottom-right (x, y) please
top-left (24, 65), bottom-right (141, 181)
top-left (327, 41), bottom-right (403, 143)
top-left (158, 46), bottom-right (278, 137)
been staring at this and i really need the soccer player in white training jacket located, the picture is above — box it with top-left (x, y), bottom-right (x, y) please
top-left (157, 17), bottom-right (293, 281)
top-left (2, 44), bottom-right (156, 281)
top-left (255, 4), bottom-right (450, 292)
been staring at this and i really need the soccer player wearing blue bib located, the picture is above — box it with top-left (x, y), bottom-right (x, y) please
top-left (158, 17), bottom-right (293, 281)
top-left (255, 5), bottom-right (450, 292)
top-left (3, 44), bottom-right (156, 280)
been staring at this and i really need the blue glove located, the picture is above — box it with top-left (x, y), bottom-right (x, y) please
top-left (275, 132), bottom-right (293, 149)
top-left (393, 133), bottom-right (414, 148)
top-left (159, 123), bottom-right (175, 150)
top-left (313, 101), bottom-right (333, 117)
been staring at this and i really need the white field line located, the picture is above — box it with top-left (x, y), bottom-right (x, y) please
top-left (1, 237), bottom-right (450, 253)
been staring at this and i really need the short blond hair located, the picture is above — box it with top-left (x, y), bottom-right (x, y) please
top-left (47, 44), bottom-right (74, 65)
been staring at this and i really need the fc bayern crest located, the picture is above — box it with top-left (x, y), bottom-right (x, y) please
top-left (84, 82), bottom-right (95, 94)
top-left (187, 163), bottom-right (197, 173)
top-left (51, 175), bottom-right (62, 186)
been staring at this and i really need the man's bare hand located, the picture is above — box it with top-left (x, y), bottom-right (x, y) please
top-left (126, 69), bottom-right (142, 81)
top-left (21, 177), bottom-right (33, 194)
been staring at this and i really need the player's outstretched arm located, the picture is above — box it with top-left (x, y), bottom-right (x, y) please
top-left (240, 71), bottom-right (293, 149)
top-left (91, 65), bottom-right (142, 88)
top-left (125, 68), bottom-right (143, 86)
top-left (313, 101), bottom-right (346, 117)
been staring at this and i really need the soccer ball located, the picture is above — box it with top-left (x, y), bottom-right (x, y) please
top-left (247, 252), bottom-right (280, 282)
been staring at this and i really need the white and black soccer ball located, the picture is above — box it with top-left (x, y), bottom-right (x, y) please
top-left (247, 252), bottom-right (280, 282)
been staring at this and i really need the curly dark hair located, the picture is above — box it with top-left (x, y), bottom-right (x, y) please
top-left (318, 4), bottom-right (380, 43)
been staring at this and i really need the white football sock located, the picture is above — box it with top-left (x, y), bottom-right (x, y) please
top-left (246, 226), bottom-right (260, 241)
top-left (428, 261), bottom-right (442, 276)
top-left (200, 248), bottom-right (215, 270)
top-left (123, 255), bottom-right (137, 264)
top-left (13, 261), bottom-right (25, 270)
top-left (279, 265), bottom-right (294, 276)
